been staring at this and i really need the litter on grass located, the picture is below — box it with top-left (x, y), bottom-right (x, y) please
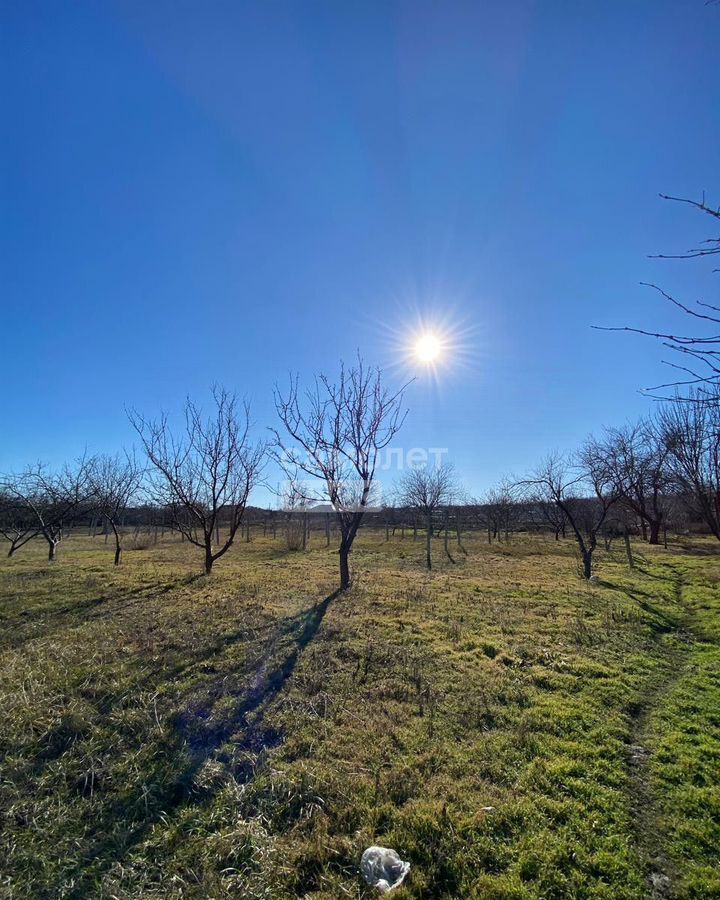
top-left (360, 846), bottom-right (410, 893)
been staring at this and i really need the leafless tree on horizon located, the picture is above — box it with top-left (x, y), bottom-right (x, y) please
top-left (2, 457), bottom-right (95, 561)
top-left (518, 450), bottom-right (620, 580)
top-left (396, 463), bottom-right (457, 570)
top-left (129, 387), bottom-right (266, 575)
top-left (656, 391), bottom-right (720, 541)
top-left (588, 419), bottom-right (673, 545)
top-left (272, 355), bottom-right (409, 591)
top-left (0, 486), bottom-right (39, 556)
top-left (89, 452), bottom-right (144, 565)
top-left (480, 479), bottom-right (520, 543)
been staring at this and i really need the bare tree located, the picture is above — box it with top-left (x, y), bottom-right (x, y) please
top-left (89, 453), bottom-right (143, 565)
top-left (396, 464), bottom-right (457, 570)
top-left (527, 491), bottom-right (568, 540)
top-left (589, 420), bottom-right (672, 545)
top-left (520, 451), bottom-right (619, 579)
top-left (4, 458), bottom-right (95, 561)
top-left (452, 490), bottom-right (470, 555)
top-left (0, 486), bottom-right (39, 556)
top-left (273, 357), bottom-right (408, 591)
top-left (602, 502), bottom-right (639, 569)
top-left (657, 392), bottom-right (720, 540)
top-left (129, 387), bottom-right (266, 575)
top-left (481, 480), bottom-right (519, 543)
top-left (280, 480), bottom-right (309, 552)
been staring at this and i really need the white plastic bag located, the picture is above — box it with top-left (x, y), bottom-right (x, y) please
top-left (360, 846), bottom-right (410, 893)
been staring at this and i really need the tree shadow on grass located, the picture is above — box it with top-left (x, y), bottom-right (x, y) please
top-left (0, 574), bottom-right (205, 652)
top-left (632, 563), bottom-right (668, 581)
top-left (175, 588), bottom-right (341, 755)
top-left (56, 587), bottom-right (341, 898)
top-left (674, 540), bottom-right (720, 556)
top-left (599, 579), bottom-right (681, 635)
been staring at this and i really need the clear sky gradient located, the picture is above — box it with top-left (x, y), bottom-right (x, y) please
top-left (2, 1), bottom-right (719, 502)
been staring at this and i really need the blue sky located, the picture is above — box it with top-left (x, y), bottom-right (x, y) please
top-left (1, 0), bottom-right (718, 503)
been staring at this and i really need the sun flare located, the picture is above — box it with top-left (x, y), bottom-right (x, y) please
top-left (380, 306), bottom-right (478, 383)
top-left (414, 332), bottom-right (443, 363)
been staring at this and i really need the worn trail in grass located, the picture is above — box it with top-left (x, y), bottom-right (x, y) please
top-left (640, 555), bottom-right (720, 899)
top-left (0, 532), bottom-right (718, 898)
top-left (624, 568), bottom-right (689, 899)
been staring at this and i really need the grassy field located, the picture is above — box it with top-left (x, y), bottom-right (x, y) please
top-left (0, 529), bottom-right (718, 899)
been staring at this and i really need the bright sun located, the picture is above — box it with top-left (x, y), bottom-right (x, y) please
top-left (414, 332), bottom-right (443, 363)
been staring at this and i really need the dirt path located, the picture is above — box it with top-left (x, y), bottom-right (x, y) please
top-left (626, 571), bottom-right (691, 900)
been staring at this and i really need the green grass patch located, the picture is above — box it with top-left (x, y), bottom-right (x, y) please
top-left (0, 530), bottom-right (718, 897)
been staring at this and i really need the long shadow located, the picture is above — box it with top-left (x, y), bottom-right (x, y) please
top-left (230, 588), bottom-right (339, 741)
top-left (177, 588), bottom-right (341, 756)
top-left (57, 587), bottom-right (341, 898)
top-left (631, 563), bottom-right (667, 581)
top-left (674, 541), bottom-right (720, 556)
top-left (0, 574), bottom-right (206, 652)
top-left (599, 579), bottom-right (681, 634)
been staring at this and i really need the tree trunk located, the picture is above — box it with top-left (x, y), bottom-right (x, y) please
top-left (339, 543), bottom-right (351, 590)
top-left (48, 540), bottom-right (57, 562)
top-left (112, 522), bottom-right (122, 566)
top-left (640, 520), bottom-right (648, 542)
top-left (582, 549), bottom-right (593, 580)
top-left (205, 542), bottom-right (214, 575)
top-left (426, 511), bottom-right (432, 570)
top-left (648, 520), bottom-right (661, 545)
top-left (624, 528), bottom-right (634, 569)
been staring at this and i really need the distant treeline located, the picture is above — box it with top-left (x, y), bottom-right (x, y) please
top-left (2, 357), bottom-right (719, 584)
